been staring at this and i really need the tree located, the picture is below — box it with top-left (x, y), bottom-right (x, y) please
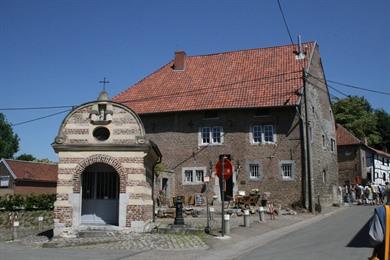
top-left (15, 153), bottom-right (36, 161)
top-left (374, 109), bottom-right (390, 151)
top-left (332, 96), bottom-right (381, 145)
top-left (0, 113), bottom-right (19, 159)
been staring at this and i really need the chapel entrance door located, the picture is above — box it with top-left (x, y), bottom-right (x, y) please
top-left (81, 163), bottom-right (119, 225)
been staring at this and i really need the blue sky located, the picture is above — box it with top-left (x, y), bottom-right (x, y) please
top-left (0, 0), bottom-right (389, 161)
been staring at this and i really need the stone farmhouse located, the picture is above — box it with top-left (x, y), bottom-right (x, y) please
top-left (336, 124), bottom-right (371, 185)
top-left (336, 123), bottom-right (390, 186)
top-left (0, 159), bottom-right (57, 196)
top-left (114, 42), bottom-right (338, 211)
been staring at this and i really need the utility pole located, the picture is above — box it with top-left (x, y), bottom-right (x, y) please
top-left (303, 70), bottom-right (315, 213)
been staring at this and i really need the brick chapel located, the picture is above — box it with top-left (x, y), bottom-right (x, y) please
top-left (52, 91), bottom-right (161, 237)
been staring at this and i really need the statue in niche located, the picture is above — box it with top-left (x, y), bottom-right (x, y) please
top-left (90, 103), bottom-right (113, 124)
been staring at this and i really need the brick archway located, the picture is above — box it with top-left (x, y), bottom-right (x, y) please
top-left (74, 154), bottom-right (126, 193)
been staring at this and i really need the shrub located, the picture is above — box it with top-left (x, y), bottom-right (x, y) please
top-left (0, 194), bottom-right (56, 212)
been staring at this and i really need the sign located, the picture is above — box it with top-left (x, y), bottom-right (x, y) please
top-left (215, 157), bottom-right (233, 180)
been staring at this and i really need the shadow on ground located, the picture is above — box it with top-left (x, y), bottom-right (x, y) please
top-left (346, 218), bottom-right (372, 248)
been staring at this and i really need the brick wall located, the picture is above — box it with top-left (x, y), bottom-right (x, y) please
top-left (142, 107), bottom-right (304, 207)
top-left (52, 101), bottom-right (158, 236)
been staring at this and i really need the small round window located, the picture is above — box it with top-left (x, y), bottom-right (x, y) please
top-left (93, 127), bottom-right (110, 141)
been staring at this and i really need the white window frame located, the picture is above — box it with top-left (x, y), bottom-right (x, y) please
top-left (250, 124), bottom-right (276, 144)
top-left (182, 167), bottom-right (206, 185)
top-left (263, 125), bottom-right (275, 143)
top-left (251, 125), bottom-right (262, 144)
top-left (0, 176), bottom-right (10, 188)
top-left (246, 160), bottom-right (263, 181)
top-left (199, 126), bottom-right (223, 146)
top-left (279, 160), bottom-right (295, 181)
top-left (249, 164), bottom-right (260, 179)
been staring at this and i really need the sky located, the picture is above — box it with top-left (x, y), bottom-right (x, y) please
top-left (0, 0), bottom-right (389, 162)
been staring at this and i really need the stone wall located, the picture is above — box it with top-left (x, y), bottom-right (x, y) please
top-left (304, 45), bottom-right (339, 206)
top-left (142, 107), bottom-right (304, 207)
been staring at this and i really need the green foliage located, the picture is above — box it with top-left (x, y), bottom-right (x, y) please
top-left (0, 113), bottom-right (19, 159)
top-left (154, 163), bottom-right (166, 176)
top-left (332, 96), bottom-right (383, 146)
top-left (375, 109), bottom-right (390, 151)
top-left (15, 153), bottom-right (36, 161)
top-left (0, 194), bottom-right (56, 212)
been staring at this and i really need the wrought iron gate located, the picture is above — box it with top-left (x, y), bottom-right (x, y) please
top-left (81, 165), bottom-right (119, 225)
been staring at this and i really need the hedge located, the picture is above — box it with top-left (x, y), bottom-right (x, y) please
top-left (0, 194), bottom-right (56, 211)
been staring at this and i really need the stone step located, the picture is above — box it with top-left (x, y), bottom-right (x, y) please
top-left (78, 230), bottom-right (121, 238)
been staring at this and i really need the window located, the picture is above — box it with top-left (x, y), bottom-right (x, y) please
top-left (251, 125), bottom-right (275, 144)
top-left (246, 160), bottom-right (262, 180)
top-left (331, 138), bottom-right (336, 152)
top-left (182, 167), bottom-right (206, 185)
top-left (212, 127), bottom-right (221, 143)
top-left (263, 125), bottom-right (274, 143)
top-left (195, 170), bottom-right (204, 182)
top-left (279, 160), bottom-right (295, 181)
top-left (184, 170), bottom-right (193, 183)
top-left (0, 176), bottom-right (10, 188)
top-left (282, 164), bottom-right (292, 179)
top-left (309, 126), bottom-right (313, 143)
top-left (322, 170), bottom-right (327, 184)
top-left (252, 125), bottom-right (262, 143)
top-left (249, 164), bottom-right (260, 179)
top-left (200, 126), bottom-right (223, 145)
top-left (322, 135), bottom-right (326, 148)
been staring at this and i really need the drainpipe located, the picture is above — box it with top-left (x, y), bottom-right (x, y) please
top-left (303, 70), bottom-right (314, 213)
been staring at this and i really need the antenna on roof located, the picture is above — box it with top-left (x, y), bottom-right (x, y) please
top-left (296, 34), bottom-right (305, 60)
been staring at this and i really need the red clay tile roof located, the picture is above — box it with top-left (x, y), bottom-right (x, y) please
top-left (336, 124), bottom-right (363, 146)
top-left (114, 42), bottom-right (315, 114)
top-left (4, 159), bottom-right (58, 182)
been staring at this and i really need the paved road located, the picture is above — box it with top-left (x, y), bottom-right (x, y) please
top-left (238, 205), bottom-right (375, 260)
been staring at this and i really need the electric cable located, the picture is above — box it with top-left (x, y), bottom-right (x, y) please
top-left (11, 109), bottom-right (72, 127)
top-left (276, 0), bottom-right (294, 45)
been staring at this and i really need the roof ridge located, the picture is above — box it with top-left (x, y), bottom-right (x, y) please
top-left (113, 60), bottom-right (173, 101)
top-left (5, 159), bottom-right (58, 165)
top-left (337, 123), bottom-right (362, 143)
top-left (187, 41), bottom-right (316, 58)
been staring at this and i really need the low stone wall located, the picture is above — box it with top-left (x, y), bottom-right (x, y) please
top-left (0, 210), bottom-right (53, 241)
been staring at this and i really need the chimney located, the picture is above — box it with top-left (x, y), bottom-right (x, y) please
top-left (295, 34), bottom-right (305, 60)
top-left (173, 51), bottom-right (186, 71)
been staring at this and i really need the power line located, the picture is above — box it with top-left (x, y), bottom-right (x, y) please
top-left (327, 84), bottom-right (349, 98)
top-left (307, 72), bottom-right (390, 96)
top-left (276, 0), bottom-right (294, 45)
top-left (0, 105), bottom-right (75, 111)
top-left (11, 109), bottom-right (72, 127)
top-left (327, 79), bottom-right (390, 96)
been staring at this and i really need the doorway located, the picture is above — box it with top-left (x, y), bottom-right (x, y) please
top-left (81, 163), bottom-right (119, 225)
